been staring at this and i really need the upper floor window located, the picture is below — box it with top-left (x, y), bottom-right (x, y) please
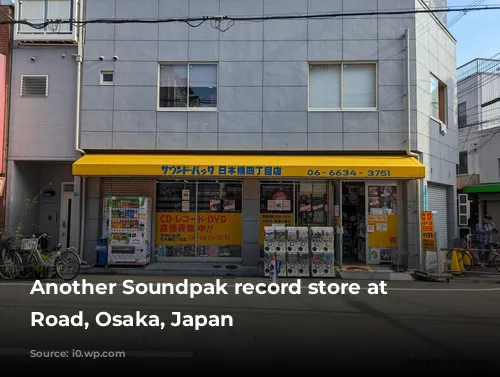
top-left (158, 64), bottom-right (217, 110)
top-left (309, 63), bottom-right (377, 110)
top-left (101, 71), bottom-right (114, 85)
top-left (20, 75), bottom-right (48, 97)
top-left (457, 151), bottom-right (468, 175)
top-left (458, 101), bottom-right (467, 128)
top-left (18, 0), bottom-right (73, 33)
top-left (430, 74), bottom-right (447, 123)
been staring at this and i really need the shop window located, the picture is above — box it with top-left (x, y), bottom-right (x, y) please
top-left (155, 180), bottom-right (242, 259)
top-left (259, 181), bottom-right (330, 256)
top-left (430, 74), bottom-right (447, 123)
top-left (296, 182), bottom-right (329, 227)
top-left (158, 63), bottom-right (217, 109)
top-left (309, 63), bottom-right (377, 110)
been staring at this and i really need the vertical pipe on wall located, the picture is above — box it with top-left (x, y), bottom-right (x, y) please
top-left (79, 177), bottom-right (86, 258)
top-left (405, 28), bottom-right (423, 269)
top-left (75, 0), bottom-right (86, 258)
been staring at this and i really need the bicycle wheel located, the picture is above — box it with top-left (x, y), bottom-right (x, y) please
top-left (18, 253), bottom-right (37, 280)
top-left (0, 249), bottom-right (22, 280)
top-left (493, 254), bottom-right (500, 273)
top-left (446, 250), bottom-right (473, 271)
top-left (55, 250), bottom-right (80, 280)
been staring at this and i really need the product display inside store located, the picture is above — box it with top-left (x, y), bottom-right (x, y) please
top-left (155, 180), bottom-right (243, 259)
top-left (259, 181), bottom-right (329, 257)
top-left (341, 182), bottom-right (366, 263)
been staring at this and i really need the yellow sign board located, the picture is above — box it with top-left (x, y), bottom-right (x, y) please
top-left (368, 214), bottom-right (398, 248)
top-left (73, 154), bottom-right (425, 179)
top-left (420, 211), bottom-right (436, 251)
top-left (259, 213), bottom-right (295, 244)
top-left (155, 212), bottom-right (242, 246)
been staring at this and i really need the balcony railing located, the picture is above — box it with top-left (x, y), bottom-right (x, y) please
top-left (457, 59), bottom-right (500, 82)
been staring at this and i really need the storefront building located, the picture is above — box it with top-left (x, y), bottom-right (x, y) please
top-left (73, 154), bottom-right (426, 269)
top-left (72, 0), bottom-right (458, 272)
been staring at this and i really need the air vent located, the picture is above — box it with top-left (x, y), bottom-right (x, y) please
top-left (21, 75), bottom-right (48, 97)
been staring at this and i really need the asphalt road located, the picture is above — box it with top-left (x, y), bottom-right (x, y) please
top-left (0, 276), bottom-right (499, 371)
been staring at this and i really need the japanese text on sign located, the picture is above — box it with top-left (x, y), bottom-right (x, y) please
top-left (161, 165), bottom-right (283, 177)
top-left (420, 211), bottom-right (436, 251)
top-left (155, 212), bottom-right (242, 246)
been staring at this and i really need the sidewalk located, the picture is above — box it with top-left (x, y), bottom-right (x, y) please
top-left (452, 266), bottom-right (500, 284)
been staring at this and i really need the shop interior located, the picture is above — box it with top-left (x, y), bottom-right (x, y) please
top-left (155, 180), bottom-right (243, 259)
top-left (341, 182), bottom-right (398, 265)
top-left (341, 182), bottom-right (366, 264)
top-left (259, 181), bottom-right (329, 257)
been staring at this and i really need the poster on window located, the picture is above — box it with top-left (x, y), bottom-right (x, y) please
top-left (275, 200), bottom-right (283, 211)
top-left (267, 200), bottom-right (276, 211)
top-left (182, 201), bottom-right (190, 212)
top-left (182, 189), bottom-right (190, 200)
top-left (283, 200), bottom-right (291, 211)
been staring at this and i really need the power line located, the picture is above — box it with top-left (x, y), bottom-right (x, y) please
top-left (448, 0), bottom-right (484, 28)
top-left (5, 5), bottom-right (500, 29)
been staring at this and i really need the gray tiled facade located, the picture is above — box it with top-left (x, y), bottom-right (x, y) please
top-left (80, 0), bottom-right (455, 166)
top-left (67, 0), bottom-right (460, 267)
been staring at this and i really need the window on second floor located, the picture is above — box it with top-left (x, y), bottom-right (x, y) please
top-left (309, 63), bottom-right (377, 110)
top-left (158, 64), bottom-right (217, 110)
top-left (458, 101), bottom-right (467, 128)
top-left (457, 151), bottom-right (468, 175)
top-left (18, 0), bottom-right (73, 33)
top-left (430, 74), bottom-right (447, 123)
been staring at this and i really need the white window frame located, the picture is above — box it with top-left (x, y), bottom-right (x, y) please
top-left (308, 61), bottom-right (378, 112)
top-left (17, 0), bottom-right (74, 34)
top-left (457, 193), bottom-right (469, 227)
top-left (430, 73), bottom-right (447, 125)
top-left (100, 71), bottom-right (114, 86)
top-left (20, 74), bottom-right (49, 97)
top-left (157, 62), bottom-right (218, 112)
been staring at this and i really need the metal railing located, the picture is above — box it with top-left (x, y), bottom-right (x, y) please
top-left (457, 58), bottom-right (500, 82)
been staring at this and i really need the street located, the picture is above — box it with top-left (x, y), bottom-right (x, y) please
top-left (0, 275), bottom-right (499, 371)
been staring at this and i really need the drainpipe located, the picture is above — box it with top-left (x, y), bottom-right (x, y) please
top-left (73, 0), bottom-right (85, 259)
top-left (405, 29), bottom-right (423, 270)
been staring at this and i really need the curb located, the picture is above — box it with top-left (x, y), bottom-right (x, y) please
top-left (79, 267), bottom-right (258, 278)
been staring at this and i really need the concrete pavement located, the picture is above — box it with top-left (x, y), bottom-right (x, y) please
top-left (0, 276), bottom-right (499, 371)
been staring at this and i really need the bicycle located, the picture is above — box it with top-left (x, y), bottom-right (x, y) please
top-left (17, 233), bottom-right (80, 280)
top-left (445, 235), bottom-right (500, 273)
top-left (0, 235), bottom-right (22, 280)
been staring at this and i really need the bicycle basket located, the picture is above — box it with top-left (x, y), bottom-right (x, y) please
top-left (21, 238), bottom-right (38, 251)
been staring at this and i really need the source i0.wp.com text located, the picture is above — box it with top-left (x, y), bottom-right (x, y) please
top-left (30, 350), bottom-right (126, 359)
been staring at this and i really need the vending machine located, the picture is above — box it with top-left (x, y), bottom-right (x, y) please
top-left (274, 226), bottom-right (287, 278)
top-left (297, 227), bottom-right (310, 277)
top-left (310, 227), bottom-right (335, 277)
top-left (106, 196), bottom-right (152, 266)
top-left (263, 227), bottom-right (275, 277)
top-left (287, 227), bottom-right (309, 277)
top-left (286, 227), bottom-right (299, 277)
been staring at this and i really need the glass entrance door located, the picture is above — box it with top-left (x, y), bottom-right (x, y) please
top-left (333, 181), bottom-right (343, 266)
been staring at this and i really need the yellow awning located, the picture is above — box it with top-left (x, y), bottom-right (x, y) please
top-left (72, 154), bottom-right (425, 179)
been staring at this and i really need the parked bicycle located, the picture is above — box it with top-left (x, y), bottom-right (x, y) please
top-left (0, 235), bottom-right (22, 280)
top-left (18, 233), bottom-right (80, 280)
top-left (445, 234), bottom-right (500, 273)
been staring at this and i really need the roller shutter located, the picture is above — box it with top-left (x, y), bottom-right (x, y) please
top-left (427, 184), bottom-right (448, 249)
top-left (101, 178), bottom-right (155, 198)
